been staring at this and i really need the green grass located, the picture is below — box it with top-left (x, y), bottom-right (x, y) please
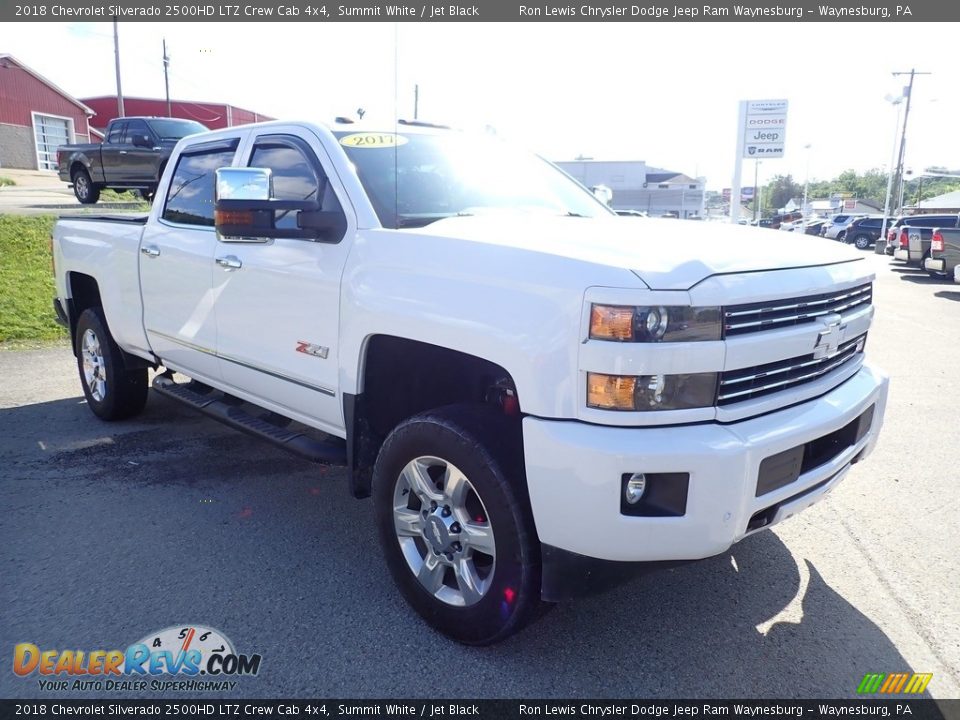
top-left (0, 177), bottom-right (16, 187)
top-left (0, 214), bottom-right (68, 344)
top-left (100, 188), bottom-right (140, 201)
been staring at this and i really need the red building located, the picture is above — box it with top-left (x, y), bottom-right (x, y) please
top-left (0, 54), bottom-right (96, 171)
top-left (81, 96), bottom-right (274, 133)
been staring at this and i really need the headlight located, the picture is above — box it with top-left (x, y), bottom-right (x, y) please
top-left (587, 372), bottom-right (718, 411)
top-left (589, 304), bottom-right (721, 342)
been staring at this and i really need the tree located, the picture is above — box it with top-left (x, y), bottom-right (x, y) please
top-left (761, 174), bottom-right (803, 214)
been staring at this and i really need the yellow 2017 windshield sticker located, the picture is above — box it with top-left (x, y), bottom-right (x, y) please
top-left (339, 133), bottom-right (409, 148)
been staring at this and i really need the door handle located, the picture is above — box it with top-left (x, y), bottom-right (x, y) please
top-left (118, 150), bottom-right (128, 155)
top-left (140, 245), bottom-right (160, 258)
top-left (215, 255), bottom-right (242, 270)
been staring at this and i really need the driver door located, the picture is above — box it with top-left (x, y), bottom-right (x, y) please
top-left (212, 128), bottom-right (353, 433)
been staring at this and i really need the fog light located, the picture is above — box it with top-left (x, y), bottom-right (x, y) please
top-left (624, 473), bottom-right (647, 504)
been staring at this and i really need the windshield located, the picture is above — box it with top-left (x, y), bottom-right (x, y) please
top-left (149, 119), bottom-right (208, 141)
top-left (334, 130), bottom-right (613, 229)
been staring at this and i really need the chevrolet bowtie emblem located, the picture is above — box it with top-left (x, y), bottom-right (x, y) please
top-left (813, 313), bottom-right (846, 359)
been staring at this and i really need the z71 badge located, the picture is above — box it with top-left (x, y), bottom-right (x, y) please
top-left (295, 341), bottom-right (329, 359)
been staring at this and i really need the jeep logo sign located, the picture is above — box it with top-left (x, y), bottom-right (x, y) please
top-left (740, 98), bottom-right (788, 159)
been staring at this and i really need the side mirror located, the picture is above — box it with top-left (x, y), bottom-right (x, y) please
top-left (214, 167), bottom-right (344, 243)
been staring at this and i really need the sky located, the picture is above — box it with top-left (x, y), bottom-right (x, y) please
top-left (4, 21), bottom-right (957, 190)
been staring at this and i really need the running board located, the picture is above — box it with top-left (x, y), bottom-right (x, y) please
top-left (152, 374), bottom-right (347, 466)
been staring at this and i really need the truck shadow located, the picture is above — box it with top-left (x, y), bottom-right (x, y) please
top-left (0, 395), bottom-right (925, 699)
top-left (934, 291), bottom-right (960, 302)
top-left (508, 539), bottom-right (922, 698)
top-left (899, 273), bottom-right (951, 285)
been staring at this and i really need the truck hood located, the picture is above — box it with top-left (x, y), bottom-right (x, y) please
top-left (419, 214), bottom-right (862, 290)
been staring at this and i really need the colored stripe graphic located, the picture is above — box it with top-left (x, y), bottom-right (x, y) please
top-left (857, 674), bottom-right (885, 694)
top-left (904, 674), bottom-right (933, 694)
top-left (857, 672), bottom-right (933, 694)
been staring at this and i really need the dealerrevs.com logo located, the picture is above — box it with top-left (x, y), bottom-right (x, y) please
top-left (13, 625), bottom-right (262, 692)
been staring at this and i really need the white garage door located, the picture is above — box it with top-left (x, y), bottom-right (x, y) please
top-left (33, 114), bottom-right (71, 171)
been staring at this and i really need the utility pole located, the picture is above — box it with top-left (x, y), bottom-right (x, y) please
top-left (113, 19), bottom-right (125, 117)
top-left (162, 38), bottom-right (171, 117)
top-left (753, 160), bottom-right (760, 222)
top-left (413, 84), bottom-right (419, 120)
top-left (891, 68), bottom-right (930, 214)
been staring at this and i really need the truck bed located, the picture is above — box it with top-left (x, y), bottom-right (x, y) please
top-left (54, 215), bottom-right (152, 359)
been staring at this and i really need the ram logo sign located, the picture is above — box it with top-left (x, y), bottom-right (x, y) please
top-left (857, 672), bottom-right (933, 694)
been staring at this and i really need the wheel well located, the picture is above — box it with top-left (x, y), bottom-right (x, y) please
top-left (68, 273), bottom-right (102, 345)
top-left (70, 161), bottom-right (87, 180)
top-left (344, 335), bottom-right (519, 499)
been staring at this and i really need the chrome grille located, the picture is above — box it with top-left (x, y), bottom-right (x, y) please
top-left (723, 283), bottom-right (872, 337)
top-left (717, 334), bottom-right (866, 406)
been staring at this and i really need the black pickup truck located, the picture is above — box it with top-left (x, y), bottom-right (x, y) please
top-left (56, 117), bottom-right (207, 204)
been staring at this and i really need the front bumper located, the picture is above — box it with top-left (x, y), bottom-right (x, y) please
top-left (924, 257), bottom-right (946, 275)
top-left (523, 363), bottom-right (888, 566)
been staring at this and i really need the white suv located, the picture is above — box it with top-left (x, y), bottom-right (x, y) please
top-left (821, 214), bottom-right (867, 241)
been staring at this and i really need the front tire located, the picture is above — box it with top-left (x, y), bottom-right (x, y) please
top-left (72, 168), bottom-right (100, 204)
top-left (75, 308), bottom-right (148, 420)
top-left (372, 405), bottom-right (541, 645)
top-left (852, 234), bottom-right (872, 250)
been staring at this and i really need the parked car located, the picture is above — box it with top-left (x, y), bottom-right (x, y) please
top-left (821, 214), bottom-right (867, 241)
top-left (925, 228), bottom-right (960, 282)
top-left (804, 220), bottom-right (828, 236)
top-left (889, 214), bottom-right (960, 265)
top-left (779, 219), bottom-right (806, 232)
top-left (51, 120), bottom-right (888, 645)
top-left (843, 217), bottom-right (891, 250)
top-left (56, 117), bottom-right (208, 204)
top-left (883, 214), bottom-right (960, 256)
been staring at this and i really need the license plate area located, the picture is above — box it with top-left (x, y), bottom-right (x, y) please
top-left (756, 404), bottom-right (874, 497)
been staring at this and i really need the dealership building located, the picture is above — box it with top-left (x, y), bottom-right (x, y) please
top-left (556, 159), bottom-right (706, 218)
top-left (81, 95), bottom-right (273, 133)
top-left (0, 54), bottom-right (97, 171)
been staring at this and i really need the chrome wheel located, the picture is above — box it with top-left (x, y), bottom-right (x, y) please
top-left (74, 173), bottom-right (89, 199)
top-left (393, 456), bottom-right (496, 607)
top-left (81, 328), bottom-right (106, 402)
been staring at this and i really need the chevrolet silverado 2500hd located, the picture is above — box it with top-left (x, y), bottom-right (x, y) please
top-left (52, 121), bottom-right (889, 645)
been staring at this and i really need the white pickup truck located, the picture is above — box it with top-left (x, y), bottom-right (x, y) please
top-left (52, 120), bottom-right (889, 645)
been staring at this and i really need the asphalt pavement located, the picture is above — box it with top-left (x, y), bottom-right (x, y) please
top-left (1, 251), bottom-right (958, 700)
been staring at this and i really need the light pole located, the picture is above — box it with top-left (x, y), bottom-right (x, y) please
top-left (753, 160), bottom-right (761, 222)
top-left (802, 143), bottom-right (811, 219)
top-left (877, 94), bottom-right (905, 254)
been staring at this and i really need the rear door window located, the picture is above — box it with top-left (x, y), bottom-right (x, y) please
top-left (107, 122), bottom-right (126, 144)
top-left (162, 139), bottom-right (239, 227)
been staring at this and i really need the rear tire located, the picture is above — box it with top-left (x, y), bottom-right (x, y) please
top-left (75, 308), bottom-right (148, 421)
top-left (72, 168), bottom-right (100, 204)
top-left (372, 404), bottom-right (541, 645)
top-left (852, 234), bottom-right (872, 250)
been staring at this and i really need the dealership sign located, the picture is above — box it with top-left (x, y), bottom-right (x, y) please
top-left (742, 99), bottom-right (788, 159)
